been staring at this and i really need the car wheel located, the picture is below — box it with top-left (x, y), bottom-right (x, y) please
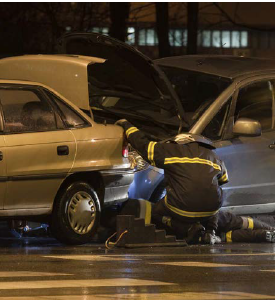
top-left (50, 182), bottom-right (101, 245)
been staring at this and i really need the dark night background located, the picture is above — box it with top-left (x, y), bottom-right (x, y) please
top-left (1, 2), bottom-right (275, 59)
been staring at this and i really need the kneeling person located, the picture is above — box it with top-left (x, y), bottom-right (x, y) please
top-left (116, 120), bottom-right (228, 244)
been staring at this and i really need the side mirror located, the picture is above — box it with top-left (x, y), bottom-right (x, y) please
top-left (233, 118), bottom-right (262, 137)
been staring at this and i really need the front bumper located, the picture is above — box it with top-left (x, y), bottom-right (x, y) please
top-left (100, 170), bottom-right (135, 204)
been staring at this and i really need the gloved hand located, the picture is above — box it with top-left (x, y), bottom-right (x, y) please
top-left (202, 230), bottom-right (221, 245)
top-left (114, 119), bottom-right (127, 127)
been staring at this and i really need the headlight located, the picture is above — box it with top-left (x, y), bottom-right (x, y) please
top-left (128, 151), bottom-right (149, 171)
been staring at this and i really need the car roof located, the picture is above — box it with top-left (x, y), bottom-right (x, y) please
top-left (0, 78), bottom-right (93, 124)
top-left (0, 54), bottom-right (105, 67)
top-left (0, 55), bottom-right (106, 111)
top-left (155, 55), bottom-right (275, 80)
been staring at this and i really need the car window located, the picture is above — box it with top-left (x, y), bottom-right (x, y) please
top-left (45, 91), bottom-right (88, 128)
top-left (235, 81), bottom-right (273, 131)
top-left (0, 88), bottom-right (57, 133)
top-left (160, 66), bottom-right (231, 128)
top-left (202, 99), bottom-right (231, 141)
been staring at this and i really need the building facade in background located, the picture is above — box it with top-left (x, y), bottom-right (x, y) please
top-left (89, 2), bottom-right (275, 59)
top-left (0, 2), bottom-right (275, 59)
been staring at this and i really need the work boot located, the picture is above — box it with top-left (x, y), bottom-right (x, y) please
top-left (186, 222), bottom-right (205, 244)
top-left (202, 230), bottom-right (222, 245)
top-left (265, 231), bottom-right (275, 243)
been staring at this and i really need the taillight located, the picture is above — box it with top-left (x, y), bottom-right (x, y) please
top-left (122, 136), bottom-right (128, 158)
top-left (122, 145), bottom-right (128, 158)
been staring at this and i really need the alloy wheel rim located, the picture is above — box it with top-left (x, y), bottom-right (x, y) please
top-left (68, 191), bottom-right (96, 235)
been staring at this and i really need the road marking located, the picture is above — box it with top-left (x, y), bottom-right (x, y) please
top-left (0, 291), bottom-right (274, 299)
top-left (0, 271), bottom-right (72, 277)
top-left (0, 278), bottom-right (174, 290)
top-left (102, 253), bottom-right (275, 257)
top-left (43, 255), bottom-right (140, 261)
top-left (151, 262), bottom-right (248, 267)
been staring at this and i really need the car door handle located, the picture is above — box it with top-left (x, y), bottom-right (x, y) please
top-left (57, 145), bottom-right (69, 156)
top-left (269, 143), bottom-right (275, 150)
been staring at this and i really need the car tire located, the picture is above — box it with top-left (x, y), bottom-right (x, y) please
top-left (50, 182), bottom-right (101, 245)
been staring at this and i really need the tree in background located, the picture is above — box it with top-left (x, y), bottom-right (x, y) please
top-left (109, 3), bottom-right (130, 42)
top-left (187, 2), bottom-right (199, 55)
top-left (0, 2), bottom-right (109, 56)
top-left (155, 3), bottom-right (170, 58)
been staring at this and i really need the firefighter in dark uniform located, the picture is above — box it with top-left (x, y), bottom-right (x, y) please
top-left (116, 120), bottom-right (229, 244)
top-left (216, 211), bottom-right (275, 243)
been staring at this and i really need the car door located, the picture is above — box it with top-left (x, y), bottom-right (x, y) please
top-left (208, 79), bottom-right (275, 214)
top-left (0, 84), bottom-right (76, 211)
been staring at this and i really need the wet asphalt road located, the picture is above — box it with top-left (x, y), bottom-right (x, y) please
top-left (0, 237), bottom-right (275, 299)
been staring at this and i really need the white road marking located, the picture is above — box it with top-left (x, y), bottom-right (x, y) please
top-left (43, 255), bottom-right (140, 261)
top-left (0, 278), bottom-right (174, 290)
top-left (42, 253), bottom-right (275, 264)
top-left (102, 253), bottom-right (275, 257)
top-left (151, 261), bottom-right (248, 268)
top-left (0, 272), bottom-right (72, 277)
top-left (0, 291), bottom-right (274, 299)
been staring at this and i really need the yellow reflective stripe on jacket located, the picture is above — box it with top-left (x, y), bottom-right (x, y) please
top-left (164, 196), bottom-right (219, 218)
top-left (164, 157), bottom-right (221, 171)
top-left (226, 231), bottom-right (232, 243)
top-left (126, 127), bottom-right (139, 138)
top-left (219, 172), bottom-right (228, 183)
top-left (148, 141), bottom-right (157, 166)
top-left (221, 172), bottom-right (228, 181)
top-left (248, 217), bottom-right (254, 229)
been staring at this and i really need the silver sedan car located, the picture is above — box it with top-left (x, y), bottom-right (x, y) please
top-left (157, 55), bottom-right (275, 216)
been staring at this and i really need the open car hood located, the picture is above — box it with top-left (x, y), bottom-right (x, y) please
top-left (57, 32), bottom-right (186, 123)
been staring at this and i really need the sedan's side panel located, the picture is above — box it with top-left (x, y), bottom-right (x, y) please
top-left (71, 124), bottom-right (130, 171)
top-left (4, 130), bottom-right (76, 209)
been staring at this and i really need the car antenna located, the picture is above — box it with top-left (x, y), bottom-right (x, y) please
top-left (201, 42), bottom-right (227, 59)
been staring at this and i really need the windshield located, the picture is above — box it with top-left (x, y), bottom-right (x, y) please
top-left (159, 66), bottom-right (232, 127)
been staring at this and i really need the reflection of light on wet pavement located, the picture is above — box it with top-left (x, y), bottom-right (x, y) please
top-left (43, 255), bottom-right (140, 261)
top-left (0, 271), bottom-right (72, 277)
top-left (0, 291), bottom-right (274, 299)
top-left (150, 261), bottom-right (248, 268)
top-left (0, 278), bottom-right (174, 290)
